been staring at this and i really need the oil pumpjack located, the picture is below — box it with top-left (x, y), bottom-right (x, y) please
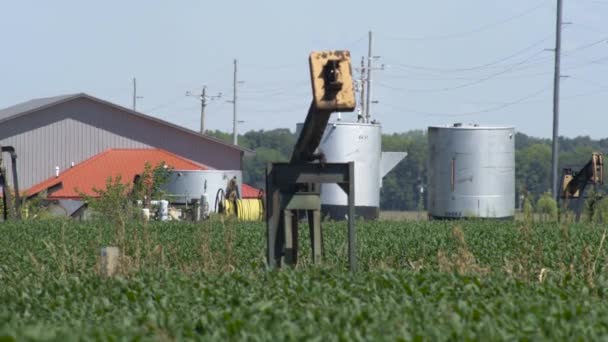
top-left (265, 51), bottom-right (357, 270)
top-left (559, 152), bottom-right (604, 221)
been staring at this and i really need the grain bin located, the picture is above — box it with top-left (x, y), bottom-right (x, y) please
top-left (162, 170), bottom-right (242, 212)
top-left (317, 121), bottom-right (406, 220)
top-left (427, 123), bottom-right (515, 219)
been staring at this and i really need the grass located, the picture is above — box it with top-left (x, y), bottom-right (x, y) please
top-left (2, 217), bottom-right (608, 340)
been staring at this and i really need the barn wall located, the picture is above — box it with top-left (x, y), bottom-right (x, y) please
top-left (0, 98), bottom-right (242, 190)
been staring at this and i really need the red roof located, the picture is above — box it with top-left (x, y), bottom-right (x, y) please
top-left (242, 183), bottom-right (263, 198)
top-left (27, 148), bottom-right (208, 199)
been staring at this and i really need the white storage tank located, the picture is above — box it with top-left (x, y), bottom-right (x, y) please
top-left (162, 170), bottom-right (242, 212)
top-left (427, 123), bottom-right (515, 219)
top-left (316, 121), bottom-right (406, 220)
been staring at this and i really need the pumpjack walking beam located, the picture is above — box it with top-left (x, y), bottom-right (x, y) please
top-left (266, 50), bottom-right (357, 270)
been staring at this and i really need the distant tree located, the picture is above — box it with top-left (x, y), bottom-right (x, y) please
top-left (206, 128), bottom-right (607, 210)
top-left (536, 192), bottom-right (558, 222)
top-left (516, 143), bottom-right (552, 199)
top-left (380, 130), bottom-right (427, 210)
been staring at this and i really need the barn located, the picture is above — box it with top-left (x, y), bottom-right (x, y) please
top-left (0, 93), bottom-right (251, 190)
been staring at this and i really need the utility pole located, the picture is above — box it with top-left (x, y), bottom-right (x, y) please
top-left (132, 78), bottom-right (143, 111)
top-left (359, 56), bottom-right (366, 122)
top-left (365, 30), bottom-right (373, 123)
top-left (232, 58), bottom-right (238, 145)
top-left (551, 0), bottom-right (563, 199)
top-left (200, 86), bottom-right (206, 134)
top-left (186, 86), bottom-right (222, 135)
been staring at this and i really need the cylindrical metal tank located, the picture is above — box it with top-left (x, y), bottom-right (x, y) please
top-left (319, 121), bottom-right (383, 220)
top-left (162, 170), bottom-right (242, 212)
top-left (427, 123), bottom-right (515, 219)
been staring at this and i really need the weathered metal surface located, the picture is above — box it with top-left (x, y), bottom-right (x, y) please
top-left (428, 124), bottom-right (515, 219)
top-left (290, 52), bottom-right (356, 163)
top-left (0, 97), bottom-right (244, 190)
top-left (309, 51), bottom-right (356, 111)
top-left (266, 161), bottom-right (355, 270)
top-left (266, 50), bottom-right (357, 271)
top-left (162, 170), bottom-right (242, 209)
top-left (318, 121), bottom-right (406, 219)
top-left (283, 193), bottom-right (321, 210)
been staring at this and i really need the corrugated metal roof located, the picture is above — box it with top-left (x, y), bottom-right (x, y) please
top-left (0, 93), bottom-right (254, 155)
top-left (27, 148), bottom-right (209, 199)
top-left (0, 94), bottom-right (80, 121)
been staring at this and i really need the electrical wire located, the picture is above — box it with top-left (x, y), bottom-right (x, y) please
top-left (381, 86), bottom-right (551, 117)
top-left (386, 34), bottom-right (553, 73)
top-left (378, 0), bottom-right (549, 41)
top-left (379, 50), bottom-right (547, 93)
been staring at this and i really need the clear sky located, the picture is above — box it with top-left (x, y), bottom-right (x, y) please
top-left (1, 0), bottom-right (607, 139)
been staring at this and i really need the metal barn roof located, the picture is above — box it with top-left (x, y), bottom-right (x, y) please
top-left (0, 93), bottom-right (253, 155)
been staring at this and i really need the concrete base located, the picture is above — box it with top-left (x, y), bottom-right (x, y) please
top-left (322, 205), bottom-right (379, 221)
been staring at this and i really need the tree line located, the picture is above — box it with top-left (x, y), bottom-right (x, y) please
top-left (207, 129), bottom-right (608, 211)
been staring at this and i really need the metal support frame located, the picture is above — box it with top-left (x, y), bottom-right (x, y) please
top-left (265, 50), bottom-right (357, 271)
top-left (266, 162), bottom-right (356, 271)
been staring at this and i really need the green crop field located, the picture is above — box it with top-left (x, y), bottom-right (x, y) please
top-left (2, 218), bottom-right (608, 340)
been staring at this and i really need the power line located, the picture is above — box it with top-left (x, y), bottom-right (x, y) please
top-left (381, 86), bottom-right (550, 117)
top-left (386, 35), bottom-right (553, 73)
top-left (143, 95), bottom-right (185, 113)
top-left (382, 32), bottom-right (604, 79)
top-left (568, 76), bottom-right (608, 89)
top-left (378, 0), bottom-right (549, 41)
top-left (380, 50), bottom-right (547, 93)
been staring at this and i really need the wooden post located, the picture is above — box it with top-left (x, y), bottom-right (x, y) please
top-left (347, 162), bottom-right (357, 272)
top-left (100, 247), bottom-right (120, 277)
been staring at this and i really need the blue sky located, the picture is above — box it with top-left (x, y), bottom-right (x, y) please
top-left (1, 0), bottom-right (607, 138)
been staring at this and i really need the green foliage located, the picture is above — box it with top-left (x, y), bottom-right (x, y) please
top-left (380, 131), bottom-right (425, 210)
top-left (20, 193), bottom-right (53, 221)
top-left (536, 193), bottom-right (558, 222)
top-left (208, 128), bottom-right (608, 210)
top-left (590, 197), bottom-right (608, 224)
top-left (81, 162), bottom-right (173, 223)
top-left (207, 129), bottom-right (296, 189)
top-left (82, 175), bottom-right (132, 223)
top-left (243, 147), bottom-right (285, 189)
top-left (523, 196), bottom-right (534, 223)
top-left (3, 220), bottom-right (608, 339)
top-left (516, 143), bottom-right (552, 198)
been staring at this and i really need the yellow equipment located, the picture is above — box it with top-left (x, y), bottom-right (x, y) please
top-left (215, 177), bottom-right (264, 221)
top-left (560, 152), bottom-right (604, 221)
